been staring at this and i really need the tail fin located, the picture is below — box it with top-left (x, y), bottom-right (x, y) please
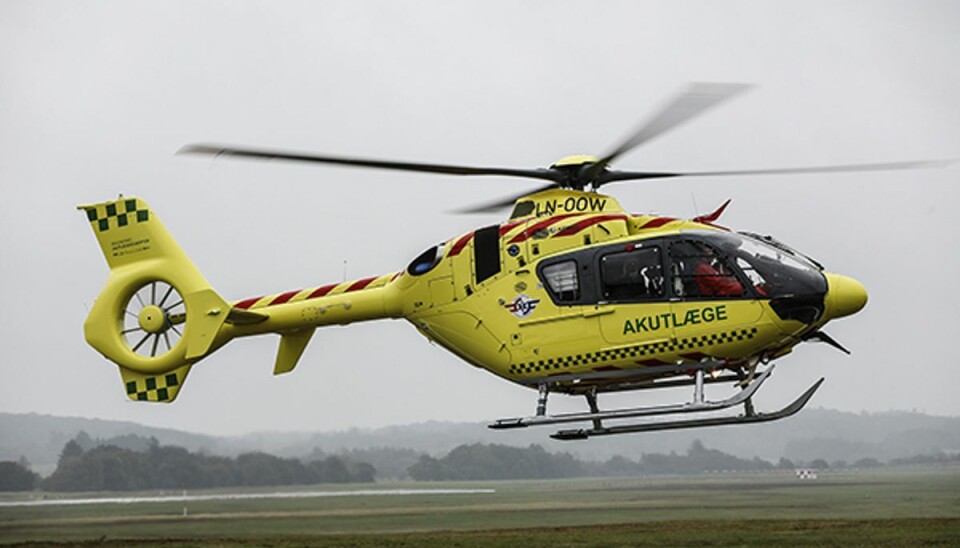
top-left (78, 197), bottom-right (230, 402)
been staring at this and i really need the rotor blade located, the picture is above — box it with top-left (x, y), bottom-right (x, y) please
top-left (158, 284), bottom-right (174, 308)
top-left (179, 144), bottom-right (562, 183)
top-left (454, 183), bottom-right (559, 214)
top-left (594, 83), bottom-right (753, 171)
top-left (599, 159), bottom-right (956, 184)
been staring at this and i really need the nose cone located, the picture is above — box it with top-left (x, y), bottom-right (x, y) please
top-left (823, 273), bottom-right (868, 320)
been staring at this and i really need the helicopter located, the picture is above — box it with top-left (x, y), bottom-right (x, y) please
top-left (79, 83), bottom-right (942, 440)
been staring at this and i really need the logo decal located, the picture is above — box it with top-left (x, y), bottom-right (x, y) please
top-left (504, 294), bottom-right (540, 318)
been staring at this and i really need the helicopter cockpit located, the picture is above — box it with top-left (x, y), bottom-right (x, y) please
top-left (691, 231), bottom-right (827, 300)
top-left (538, 230), bottom-right (828, 323)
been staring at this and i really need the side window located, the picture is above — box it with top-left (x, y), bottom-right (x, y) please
top-left (669, 240), bottom-right (746, 299)
top-left (541, 260), bottom-right (580, 302)
top-left (473, 225), bottom-right (501, 284)
top-left (600, 247), bottom-right (664, 301)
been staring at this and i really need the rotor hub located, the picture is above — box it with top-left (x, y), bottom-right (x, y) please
top-left (137, 305), bottom-right (169, 334)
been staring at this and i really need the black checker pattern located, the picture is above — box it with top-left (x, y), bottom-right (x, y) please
top-left (125, 372), bottom-right (180, 402)
top-left (84, 199), bottom-right (150, 232)
top-left (509, 327), bottom-right (759, 375)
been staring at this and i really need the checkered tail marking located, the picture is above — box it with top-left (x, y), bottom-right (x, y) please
top-left (84, 198), bottom-right (150, 232)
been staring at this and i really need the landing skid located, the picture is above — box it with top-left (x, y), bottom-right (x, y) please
top-left (551, 379), bottom-right (822, 440)
top-left (489, 364), bottom-right (824, 440)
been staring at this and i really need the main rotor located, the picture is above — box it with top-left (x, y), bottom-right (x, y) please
top-left (181, 83), bottom-right (949, 212)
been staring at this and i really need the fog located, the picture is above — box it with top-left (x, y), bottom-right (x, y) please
top-left (2, 1), bottom-right (958, 436)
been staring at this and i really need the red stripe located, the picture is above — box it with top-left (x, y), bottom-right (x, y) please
top-left (554, 214), bottom-right (626, 237)
top-left (508, 213), bottom-right (581, 243)
top-left (235, 297), bottom-right (262, 310)
top-left (498, 219), bottom-right (525, 237)
top-left (637, 358), bottom-right (669, 366)
top-left (269, 290), bottom-right (300, 306)
top-left (640, 216), bottom-right (677, 229)
top-left (306, 284), bottom-right (337, 299)
top-left (592, 365), bottom-right (621, 372)
top-left (448, 232), bottom-right (474, 256)
top-left (346, 276), bottom-right (377, 292)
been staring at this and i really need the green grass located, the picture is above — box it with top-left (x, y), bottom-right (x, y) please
top-left (1, 466), bottom-right (958, 546)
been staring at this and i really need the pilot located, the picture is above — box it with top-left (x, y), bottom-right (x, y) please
top-left (694, 244), bottom-right (744, 297)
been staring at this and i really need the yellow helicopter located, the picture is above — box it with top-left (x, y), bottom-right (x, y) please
top-left (79, 84), bottom-right (939, 439)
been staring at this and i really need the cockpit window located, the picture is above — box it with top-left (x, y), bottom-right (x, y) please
top-left (699, 231), bottom-right (827, 298)
top-left (668, 240), bottom-right (746, 299)
top-left (541, 260), bottom-right (580, 302)
top-left (407, 243), bottom-right (444, 276)
top-left (600, 247), bottom-right (664, 301)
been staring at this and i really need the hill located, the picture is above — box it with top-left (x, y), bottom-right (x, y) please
top-left (3, 408), bottom-right (958, 474)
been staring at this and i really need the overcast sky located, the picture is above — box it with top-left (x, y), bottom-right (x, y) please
top-left (2, 1), bottom-right (958, 436)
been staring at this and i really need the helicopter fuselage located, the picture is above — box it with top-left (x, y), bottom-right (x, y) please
top-left (220, 188), bottom-right (867, 394)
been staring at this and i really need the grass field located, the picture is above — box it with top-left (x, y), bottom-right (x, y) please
top-left (1, 465), bottom-right (958, 546)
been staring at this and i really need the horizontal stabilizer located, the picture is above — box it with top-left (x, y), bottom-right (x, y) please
top-left (274, 329), bottom-right (315, 375)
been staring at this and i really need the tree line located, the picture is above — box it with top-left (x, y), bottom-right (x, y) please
top-left (405, 440), bottom-right (960, 481)
top-left (406, 440), bottom-right (782, 480)
top-left (37, 438), bottom-right (375, 492)
top-left (4, 434), bottom-right (957, 492)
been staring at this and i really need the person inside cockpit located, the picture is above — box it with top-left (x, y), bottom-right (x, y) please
top-left (670, 240), bottom-right (744, 298)
top-left (693, 243), bottom-right (744, 297)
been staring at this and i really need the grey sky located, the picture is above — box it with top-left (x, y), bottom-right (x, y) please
top-left (1, 1), bottom-right (958, 436)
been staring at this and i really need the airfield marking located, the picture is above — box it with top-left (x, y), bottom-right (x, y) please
top-left (0, 488), bottom-right (496, 508)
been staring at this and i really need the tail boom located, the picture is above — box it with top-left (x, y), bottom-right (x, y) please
top-left (79, 196), bottom-right (405, 402)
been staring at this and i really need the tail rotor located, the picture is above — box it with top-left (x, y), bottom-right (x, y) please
top-left (79, 197), bottom-right (232, 402)
top-left (121, 280), bottom-right (186, 359)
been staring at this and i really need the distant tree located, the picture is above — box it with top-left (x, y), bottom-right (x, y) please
top-left (73, 431), bottom-right (95, 451)
top-left (408, 455), bottom-right (447, 481)
top-left (304, 447), bottom-right (327, 462)
top-left (347, 461), bottom-right (376, 483)
top-left (407, 444), bottom-right (583, 481)
top-left (601, 455), bottom-right (644, 477)
top-left (852, 457), bottom-right (882, 468)
top-left (831, 460), bottom-right (848, 469)
top-left (236, 452), bottom-right (314, 487)
top-left (58, 439), bottom-right (84, 467)
top-left (809, 458), bottom-right (829, 469)
top-left (777, 457), bottom-right (796, 470)
top-left (684, 440), bottom-right (772, 473)
top-left (149, 444), bottom-right (215, 489)
top-left (44, 445), bottom-right (151, 492)
top-left (689, 440), bottom-right (707, 454)
top-left (0, 461), bottom-right (39, 491)
top-left (339, 447), bottom-right (417, 480)
top-left (312, 456), bottom-right (351, 483)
